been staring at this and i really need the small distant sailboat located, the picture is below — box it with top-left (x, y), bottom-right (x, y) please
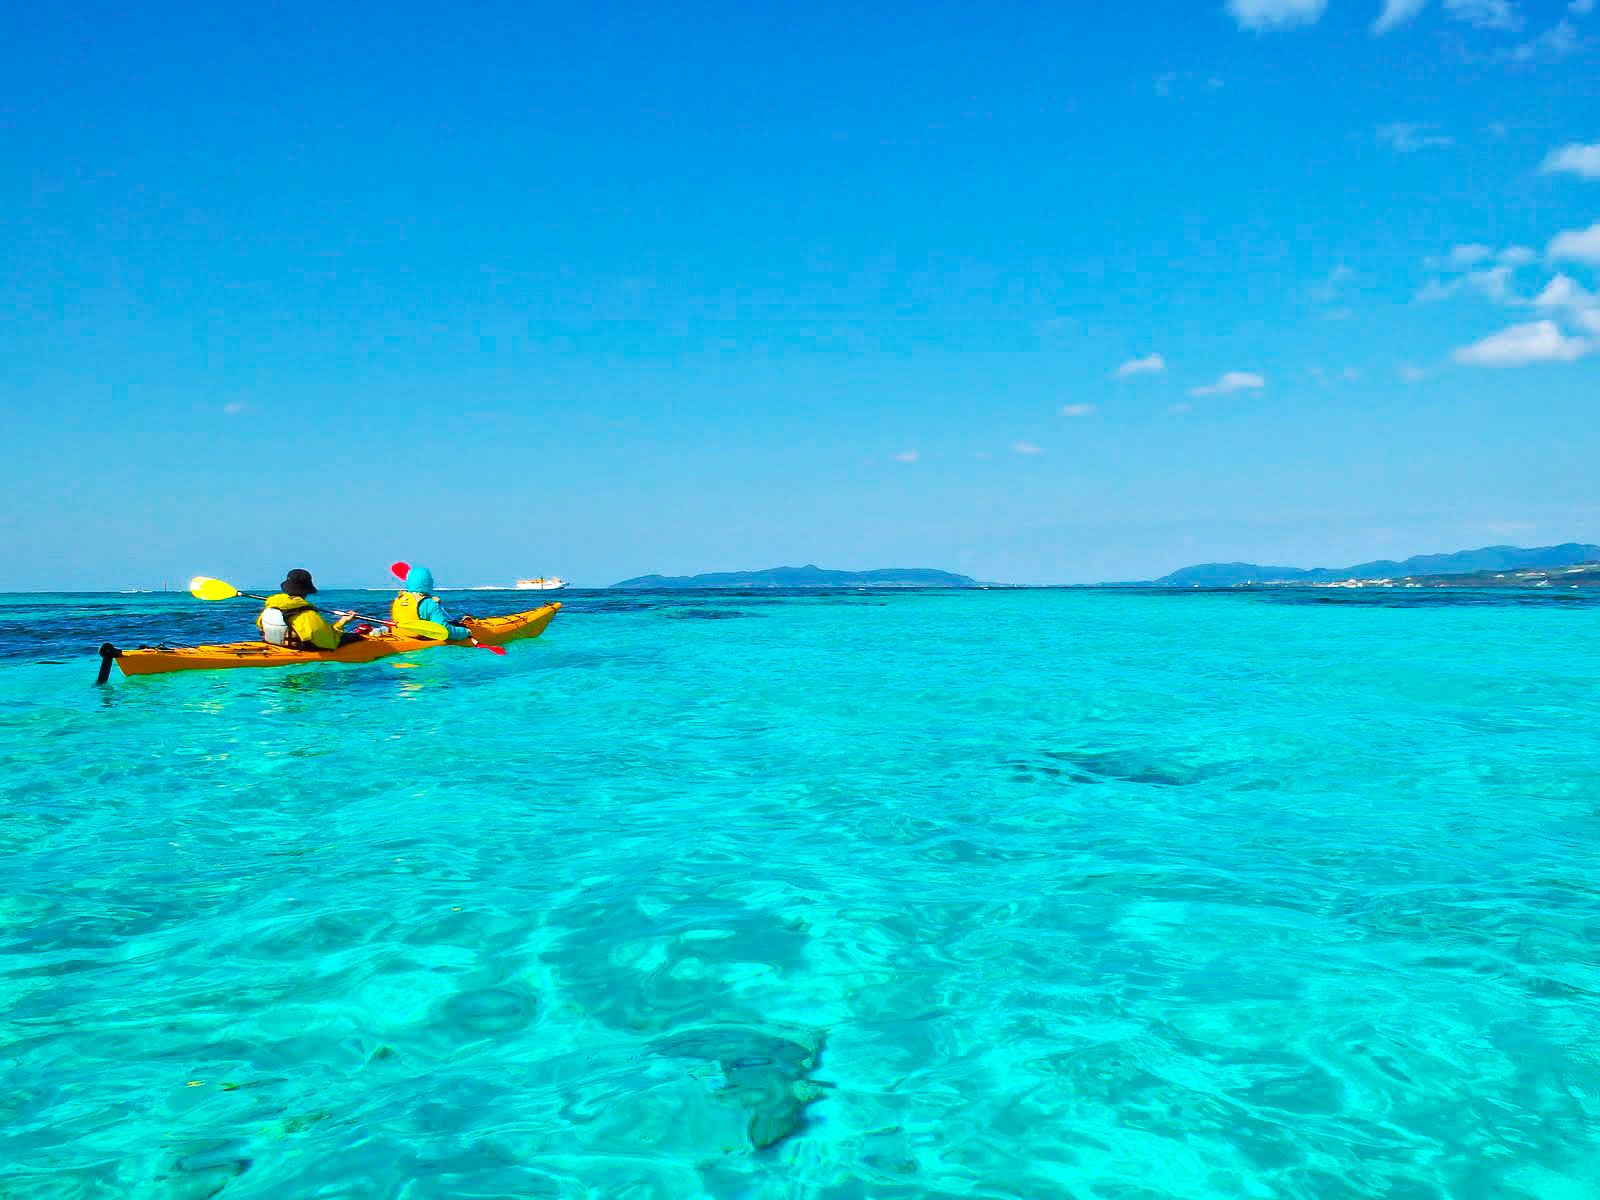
top-left (515, 577), bottom-right (567, 591)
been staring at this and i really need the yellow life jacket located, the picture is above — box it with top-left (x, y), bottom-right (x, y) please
top-left (257, 594), bottom-right (321, 649)
top-left (391, 591), bottom-right (423, 626)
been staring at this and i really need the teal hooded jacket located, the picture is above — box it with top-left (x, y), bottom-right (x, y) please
top-left (403, 567), bottom-right (470, 640)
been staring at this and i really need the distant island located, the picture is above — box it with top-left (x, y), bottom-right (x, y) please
top-left (611, 565), bottom-right (979, 589)
top-left (1120, 543), bottom-right (1600, 588)
top-left (1384, 562), bottom-right (1600, 588)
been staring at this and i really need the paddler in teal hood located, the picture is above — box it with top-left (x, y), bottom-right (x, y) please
top-left (391, 566), bottom-right (471, 641)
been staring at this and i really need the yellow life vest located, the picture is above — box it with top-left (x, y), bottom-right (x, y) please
top-left (257, 594), bottom-right (318, 648)
top-left (391, 591), bottom-right (424, 626)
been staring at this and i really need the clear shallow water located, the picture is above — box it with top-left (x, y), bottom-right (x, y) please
top-left (4, 587), bottom-right (1600, 1199)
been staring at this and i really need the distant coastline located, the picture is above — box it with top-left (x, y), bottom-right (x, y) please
top-left (1200, 562), bottom-right (1600, 591)
top-left (1109, 543), bottom-right (1600, 589)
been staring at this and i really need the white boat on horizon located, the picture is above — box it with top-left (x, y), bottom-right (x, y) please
top-left (515, 577), bottom-right (568, 591)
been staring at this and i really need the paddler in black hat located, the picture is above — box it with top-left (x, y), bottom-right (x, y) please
top-left (256, 569), bottom-right (366, 649)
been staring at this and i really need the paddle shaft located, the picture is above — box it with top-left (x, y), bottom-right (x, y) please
top-left (240, 589), bottom-right (494, 648)
top-left (235, 591), bottom-right (426, 632)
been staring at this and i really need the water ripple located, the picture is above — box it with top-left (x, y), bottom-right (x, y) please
top-left (3, 589), bottom-right (1600, 1197)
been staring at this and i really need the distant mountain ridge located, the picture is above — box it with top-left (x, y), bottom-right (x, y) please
top-left (1143, 543), bottom-right (1600, 587)
top-left (611, 565), bottom-right (978, 589)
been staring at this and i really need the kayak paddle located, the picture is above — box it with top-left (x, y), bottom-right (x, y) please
top-left (188, 577), bottom-right (453, 641)
top-left (385, 561), bottom-right (507, 655)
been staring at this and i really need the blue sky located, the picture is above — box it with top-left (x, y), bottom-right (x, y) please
top-left (3, 0), bottom-right (1598, 588)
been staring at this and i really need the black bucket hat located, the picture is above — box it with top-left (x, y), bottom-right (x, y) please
top-left (281, 568), bottom-right (318, 596)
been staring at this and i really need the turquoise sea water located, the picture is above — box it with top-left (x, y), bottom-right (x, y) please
top-left (4, 587), bottom-right (1600, 1199)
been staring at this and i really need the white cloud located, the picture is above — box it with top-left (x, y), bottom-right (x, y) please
top-left (1444, 0), bottom-right (1525, 30)
top-left (1452, 14), bottom-right (1581, 61)
top-left (1534, 275), bottom-right (1600, 339)
top-left (1190, 371), bottom-right (1266, 396)
top-left (1399, 364), bottom-right (1429, 382)
top-left (1548, 221), bottom-right (1600, 265)
top-left (1419, 245), bottom-right (1536, 304)
top-left (222, 401), bottom-right (248, 415)
top-left (1541, 142), bottom-right (1600, 180)
top-left (1373, 0), bottom-right (1430, 32)
top-left (1427, 243), bottom-right (1531, 271)
top-left (1484, 519), bottom-right (1540, 535)
top-left (1467, 265), bottom-right (1519, 303)
top-left (1535, 274), bottom-right (1597, 309)
top-left (1154, 72), bottom-right (1226, 98)
top-left (1226, 0), bottom-right (1328, 30)
top-left (1060, 404), bottom-right (1097, 417)
top-left (1449, 243), bottom-right (1493, 267)
top-left (1309, 264), bottom-right (1356, 304)
top-left (1112, 353), bottom-right (1166, 378)
top-left (1168, 401), bottom-right (1195, 414)
top-left (892, 450), bottom-right (920, 463)
top-left (1505, 19), bottom-right (1578, 62)
top-left (1377, 122), bottom-right (1454, 153)
top-left (1011, 441), bottom-right (1044, 455)
top-left (1453, 320), bottom-right (1590, 366)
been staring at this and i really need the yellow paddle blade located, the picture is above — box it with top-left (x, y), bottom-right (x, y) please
top-left (393, 619), bottom-right (452, 641)
top-left (190, 577), bottom-right (240, 601)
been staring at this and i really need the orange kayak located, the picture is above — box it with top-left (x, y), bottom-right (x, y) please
top-left (102, 604), bottom-right (560, 677)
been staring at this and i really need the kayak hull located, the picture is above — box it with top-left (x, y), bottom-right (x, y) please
top-left (111, 604), bottom-right (560, 676)
top-left (460, 606), bottom-right (561, 647)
